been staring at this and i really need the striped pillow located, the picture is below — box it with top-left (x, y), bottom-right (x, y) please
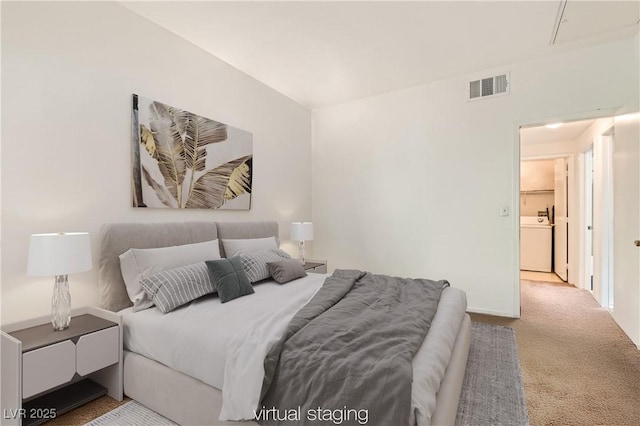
top-left (140, 262), bottom-right (215, 313)
top-left (239, 249), bottom-right (291, 283)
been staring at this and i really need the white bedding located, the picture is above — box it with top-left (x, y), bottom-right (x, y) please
top-left (411, 286), bottom-right (467, 425)
top-left (122, 273), bottom-right (327, 390)
top-left (122, 273), bottom-right (467, 426)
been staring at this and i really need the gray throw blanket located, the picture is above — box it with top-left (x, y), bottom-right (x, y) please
top-left (258, 269), bottom-right (449, 426)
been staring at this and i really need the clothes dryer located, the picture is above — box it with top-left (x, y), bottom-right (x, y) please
top-left (520, 216), bottom-right (552, 272)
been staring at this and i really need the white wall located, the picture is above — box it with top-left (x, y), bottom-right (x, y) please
top-left (520, 192), bottom-right (554, 217)
top-left (1, 2), bottom-right (312, 324)
top-left (521, 139), bottom-right (577, 158)
top-left (571, 113), bottom-right (640, 347)
top-left (520, 159), bottom-right (555, 217)
top-left (612, 114), bottom-right (640, 347)
top-left (520, 159), bottom-right (555, 192)
top-left (312, 36), bottom-right (639, 317)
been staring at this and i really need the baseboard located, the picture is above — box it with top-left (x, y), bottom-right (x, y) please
top-left (466, 307), bottom-right (520, 318)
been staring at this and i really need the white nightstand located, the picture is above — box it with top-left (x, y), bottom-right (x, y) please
top-left (0, 307), bottom-right (123, 426)
top-left (303, 260), bottom-right (327, 273)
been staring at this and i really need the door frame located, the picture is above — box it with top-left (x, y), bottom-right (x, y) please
top-left (512, 107), bottom-right (624, 316)
top-left (554, 157), bottom-right (570, 281)
top-left (594, 129), bottom-right (615, 310)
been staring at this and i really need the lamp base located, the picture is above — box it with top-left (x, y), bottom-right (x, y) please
top-left (298, 241), bottom-right (306, 265)
top-left (52, 275), bottom-right (71, 331)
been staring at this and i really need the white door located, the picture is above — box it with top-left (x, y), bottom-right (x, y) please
top-left (612, 113), bottom-right (640, 347)
top-left (554, 158), bottom-right (568, 281)
top-left (585, 149), bottom-right (594, 291)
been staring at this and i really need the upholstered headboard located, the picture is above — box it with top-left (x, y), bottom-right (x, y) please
top-left (98, 221), bottom-right (278, 312)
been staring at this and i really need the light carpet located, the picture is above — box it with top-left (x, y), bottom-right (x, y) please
top-left (472, 279), bottom-right (640, 426)
top-left (86, 322), bottom-right (527, 426)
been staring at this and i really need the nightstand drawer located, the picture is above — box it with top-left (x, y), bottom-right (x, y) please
top-left (23, 340), bottom-right (76, 399)
top-left (77, 326), bottom-right (118, 375)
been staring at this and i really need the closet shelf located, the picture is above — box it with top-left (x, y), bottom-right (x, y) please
top-left (520, 189), bottom-right (554, 193)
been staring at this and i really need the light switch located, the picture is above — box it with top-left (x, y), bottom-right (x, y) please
top-left (500, 206), bottom-right (509, 217)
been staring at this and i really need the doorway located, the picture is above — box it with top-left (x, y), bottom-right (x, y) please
top-left (519, 158), bottom-right (560, 279)
top-left (516, 111), bottom-right (640, 347)
top-left (519, 155), bottom-right (570, 283)
top-left (517, 115), bottom-right (621, 293)
top-left (518, 120), bottom-right (586, 285)
top-left (518, 117), bottom-right (618, 291)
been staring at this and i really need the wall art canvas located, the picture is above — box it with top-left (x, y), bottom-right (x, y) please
top-left (131, 94), bottom-right (252, 209)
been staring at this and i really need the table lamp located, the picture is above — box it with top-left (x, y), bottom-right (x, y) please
top-left (27, 232), bottom-right (92, 331)
top-left (290, 222), bottom-right (313, 265)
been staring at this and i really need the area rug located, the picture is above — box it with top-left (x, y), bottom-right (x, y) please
top-left (84, 400), bottom-right (176, 426)
top-left (87, 322), bottom-right (528, 426)
top-left (455, 322), bottom-right (529, 426)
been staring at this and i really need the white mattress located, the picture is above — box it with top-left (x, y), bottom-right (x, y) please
top-left (122, 273), bottom-right (467, 426)
top-left (122, 273), bottom-right (327, 390)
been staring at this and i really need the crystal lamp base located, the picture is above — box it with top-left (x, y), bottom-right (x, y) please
top-left (52, 274), bottom-right (71, 331)
top-left (298, 240), bottom-right (307, 265)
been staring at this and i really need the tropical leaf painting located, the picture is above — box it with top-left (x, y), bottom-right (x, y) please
top-left (131, 94), bottom-right (253, 209)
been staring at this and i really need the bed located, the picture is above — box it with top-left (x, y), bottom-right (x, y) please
top-left (98, 221), bottom-right (471, 426)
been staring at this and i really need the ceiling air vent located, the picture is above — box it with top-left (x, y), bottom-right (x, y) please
top-left (468, 72), bottom-right (510, 101)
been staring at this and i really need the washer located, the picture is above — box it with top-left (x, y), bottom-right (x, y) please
top-left (520, 216), bottom-right (552, 272)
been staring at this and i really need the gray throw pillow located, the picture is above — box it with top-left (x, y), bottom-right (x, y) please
top-left (239, 249), bottom-right (291, 283)
top-left (267, 259), bottom-right (307, 284)
top-left (205, 257), bottom-right (254, 303)
top-left (140, 262), bottom-right (215, 314)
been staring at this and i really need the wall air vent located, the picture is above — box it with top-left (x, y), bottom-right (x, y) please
top-left (468, 72), bottom-right (510, 101)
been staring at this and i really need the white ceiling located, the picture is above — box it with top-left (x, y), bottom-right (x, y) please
top-left (553, 0), bottom-right (640, 44)
top-left (121, 1), bottom-right (639, 109)
top-left (520, 119), bottom-right (595, 145)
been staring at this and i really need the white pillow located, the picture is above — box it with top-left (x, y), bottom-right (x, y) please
top-left (119, 239), bottom-right (221, 311)
top-left (222, 236), bottom-right (278, 258)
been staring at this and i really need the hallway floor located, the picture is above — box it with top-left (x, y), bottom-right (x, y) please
top-left (471, 279), bottom-right (639, 425)
top-left (520, 270), bottom-right (565, 283)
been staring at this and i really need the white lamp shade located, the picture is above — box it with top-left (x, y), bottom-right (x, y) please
top-left (27, 232), bottom-right (92, 276)
top-left (290, 222), bottom-right (314, 241)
